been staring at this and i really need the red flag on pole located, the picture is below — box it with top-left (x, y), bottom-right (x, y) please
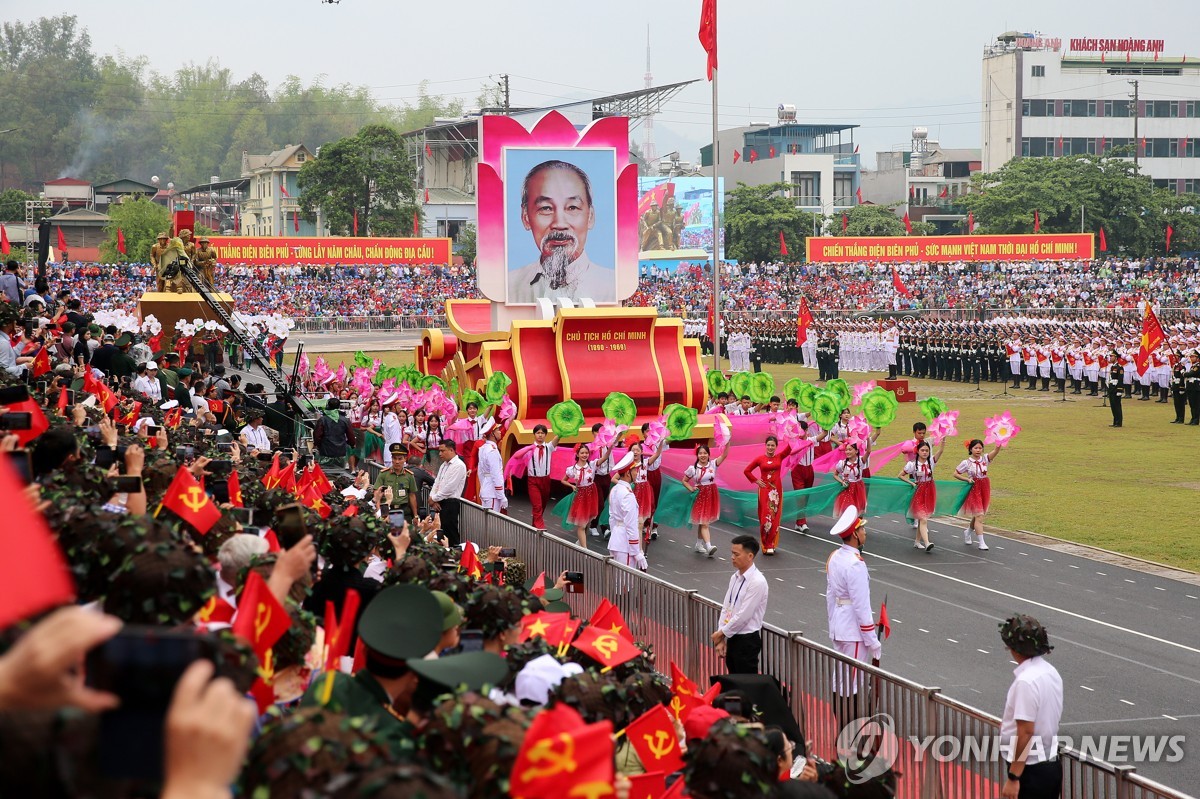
top-left (30, 346), bottom-right (51, 378)
top-left (1033, 209), bottom-right (1041, 233)
top-left (747, 148), bottom-right (758, 163)
top-left (161, 466), bottom-right (222, 535)
top-left (231, 571), bottom-right (292, 659)
top-left (938, 186), bottom-right (948, 199)
top-left (293, 212), bottom-right (299, 233)
top-left (778, 230), bottom-right (788, 256)
top-left (625, 705), bottom-right (685, 773)
top-left (352, 208), bottom-right (358, 236)
top-left (698, 0), bottom-right (717, 80)
top-left (967, 211), bottom-right (974, 232)
top-left (841, 213), bottom-right (848, 232)
top-left (877, 595), bottom-right (892, 640)
top-left (892, 265), bottom-right (911, 298)
top-left (1, 224), bottom-right (10, 255)
top-left (279, 182), bottom-right (289, 198)
top-left (795, 297), bottom-right (813, 347)
top-left (1099, 136), bottom-right (1106, 153)
top-left (1057, 135), bottom-right (1063, 154)
top-left (853, 144), bottom-right (860, 154)
top-left (908, 186), bottom-right (915, 200)
top-left (1099, 227), bottom-right (1107, 252)
top-left (424, 188), bottom-right (430, 204)
top-left (856, 187), bottom-right (863, 205)
top-left (768, 145), bottom-right (776, 158)
top-left (1166, 224), bottom-right (1174, 252)
top-left (413, 211), bottom-right (420, 236)
top-left (706, 302), bottom-right (714, 342)
top-left (425, 141), bottom-right (433, 158)
top-left (732, 149), bottom-right (740, 164)
top-left (56, 227), bottom-right (67, 253)
top-left (902, 212), bottom-right (912, 235)
top-left (116, 227), bottom-right (126, 255)
top-left (1136, 303), bottom-right (1167, 372)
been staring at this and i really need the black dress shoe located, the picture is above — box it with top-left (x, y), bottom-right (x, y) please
top-left (1189, 421), bottom-right (1200, 426)
top-left (1109, 423), bottom-right (1122, 427)
top-left (1170, 420), bottom-right (1183, 424)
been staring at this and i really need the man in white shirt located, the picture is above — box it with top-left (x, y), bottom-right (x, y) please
top-left (711, 534), bottom-right (769, 674)
top-left (240, 411), bottom-right (272, 453)
top-left (605, 453), bottom-right (644, 570)
top-left (429, 438), bottom-right (467, 546)
top-left (998, 614), bottom-right (1063, 799)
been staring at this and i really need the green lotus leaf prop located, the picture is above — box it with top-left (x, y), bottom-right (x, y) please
top-left (461, 388), bottom-right (486, 412)
top-left (729, 371), bottom-right (752, 400)
top-left (748, 372), bottom-right (775, 405)
top-left (825, 378), bottom-right (852, 410)
top-left (547, 399), bottom-right (585, 438)
top-left (484, 371), bottom-right (512, 404)
top-left (353, 350), bottom-right (372, 369)
top-left (371, 369), bottom-right (387, 386)
top-left (811, 390), bottom-right (841, 429)
top-left (796, 382), bottom-right (819, 413)
top-left (602, 392), bottom-right (638, 427)
top-left (918, 396), bottom-right (948, 422)
top-left (419, 374), bottom-right (445, 391)
top-left (448, 377), bottom-right (459, 398)
top-left (706, 370), bottom-right (730, 396)
top-left (663, 403), bottom-right (698, 441)
top-left (784, 378), bottom-right (806, 404)
top-left (861, 387), bottom-right (899, 429)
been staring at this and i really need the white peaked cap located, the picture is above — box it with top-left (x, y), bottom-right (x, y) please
top-left (830, 506), bottom-right (860, 537)
top-left (613, 451), bottom-right (636, 474)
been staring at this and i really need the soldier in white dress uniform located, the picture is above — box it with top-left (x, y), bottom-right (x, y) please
top-left (826, 505), bottom-right (881, 726)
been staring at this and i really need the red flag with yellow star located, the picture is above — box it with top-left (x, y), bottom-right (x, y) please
top-left (1135, 303), bottom-right (1166, 373)
top-left (571, 624), bottom-right (642, 670)
top-left (519, 611), bottom-right (570, 643)
top-left (227, 469), bottom-right (244, 508)
top-left (459, 542), bottom-right (484, 579)
top-left (589, 598), bottom-right (635, 643)
top-left (231, 571), bottom-right (292, 659)
top-left (260, 453), bottom-right (283, 490)
top-left (626, 704), bottom-right (685, 773)
top-left (161, 466), bottom-right (221, 535)
top-left (626, 772), bottom-right (666, 799)
top-left (300, 481), bottom-right (332, 519)
top-left (510, 704), bottom-right (613, 799)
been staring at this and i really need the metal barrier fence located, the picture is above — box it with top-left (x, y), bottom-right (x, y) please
top-left (691, 307), bottom-right (1199, 324)
top-left (453, 500), bottom-right (1193, 799)
top-left (289, 315), bottom-right (446, 333)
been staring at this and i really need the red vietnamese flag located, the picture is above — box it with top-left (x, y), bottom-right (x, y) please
top-left (589, 598), bottom-right (635, 643)
top-left (424, 187), bottom-right (430, 204)
top-left (161, 466), bottom-right (222, 535)
top-left (300, 481), bottom-right (332, 518)
top-left (0, 224), bottom-right (9, 255)
top-left (1099, 135), bottom-right (1106, 153)
top-left (938, 186), bottom-right (948, 199)
top-left (56, 385), bottom-right (70, 415)
top-left (519, 610), bottom-right (571, 644)
top-left (1140, 136), bottom-right (1147, 154)
top-left (967, 211), bottom-right (974, 232)
top-left (1033, 209), bottom-right (1040, 233)
top-left (460, 542), bottom-right (483, 579)
top-left (1136, 303), bottom-right (1167, 372)
top-left (116, 400), bottom-right (142, 428)
top-left (0, 449), bottom-right (75, 628)
top-left (307, 462), bottom-right (334, 495)
top-left (323, 590), bottom-right (361, 671)
top-left (698, 0), bottom-right (717, 80)
top-left (841, 212), bottom-right (848, 232)
top-left (57, 226), bottom-right (67, 253)
top-left (425, 141), bottom-right (433, 158)
top-left (902, 212), bottom-right (912, 235)
top-left (571, 623), bottom-right (642, 669)
top-left (747, 148), bottom-right (758, 163)
top-left (795, 297), bottom-right (814, 347)
top-left (1057, 135), bottom-right (1063, 154)
top-left (227, 469), bottom-right (244, 507)
top-left (732, 149), bottom-right (740, 164)
top-left (293, 212), bottom-right (299, 233)
top-left (892, 265), bottom-right (911, 298)
top-left (1099, 227), bottom-right (1107, 252)
top-left (768, 145), bottom-right (776, 158)
top-left (510, 704), bottom-right (613, 799)
top-left (909, 185), bottom-right (915, 200)
top-left (164, 406), bottom-right (182, 430)
top-left (1166, 224), bottom-right (1174, 253)
top-left (279, 181), bottom-right (289, 198)
top-left (116, 227), bottom-right (127, 255)
top-left (778, 230), bottom-right (788, 256)
top-left (413, 210), bottom-right (420, 236)
top-left (277, 461), bottom-right (297, 494)
top-left (30, 346), bottom-right (51, 378)
top-left (231, 571), bottom-right (292, 659)
top-left (856, 186), bottom-right (863, 204)
top-left (877, 594), bottom-right (892, 640)
top-left (625, 704), bottom-right (685, 773)
top-left (529, 571), bottom-right (547, 598)
top-left (261, 452), bottom-right (283, 490)
top-left (626, 772), bottom-right (666, 799)
top-left (706, 302), bottom-right (714, 342)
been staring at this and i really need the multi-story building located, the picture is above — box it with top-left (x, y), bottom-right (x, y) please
top-left (238, 144), bottom-right (321, 236)
top-left (861, 130), bottom-right (981, 233)
top-left (699, 112), bottom-right (861, 216)
top-left (982, 31), bottom-right (1200, 193)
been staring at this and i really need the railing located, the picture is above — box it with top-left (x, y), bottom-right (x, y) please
top-left (455, 500), bottom-right (1195, 799)
top-left (686, 307), bottom-right (1200, 324)
top-left (288, 315), bottom-right (446, 333)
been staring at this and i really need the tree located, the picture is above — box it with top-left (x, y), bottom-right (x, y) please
top-left (0, 188), bottom-right (35, 221)
top-left (456, 223), bottom-right (477, 265)
top-left (99, 196), bottom-right (169, 263)
top-left (724, 182), bottom-right (819, 262)
top-left (297, 123), bottom-right (418, 237)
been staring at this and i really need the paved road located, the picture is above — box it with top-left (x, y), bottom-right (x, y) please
top-left (503, 494), bottom-right (1200, 788)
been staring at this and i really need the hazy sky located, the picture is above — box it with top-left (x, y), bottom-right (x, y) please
top-left (27, 0), bottom-right (1200, 169)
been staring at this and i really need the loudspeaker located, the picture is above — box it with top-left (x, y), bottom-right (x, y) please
top-left (37, 219), bottom-right (51, 269)
top-left (710, 673), bottom-right (806, 754)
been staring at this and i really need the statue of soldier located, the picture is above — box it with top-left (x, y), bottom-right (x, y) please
top-left (662, 196), bottom-right (684, 250)
top-left (640, 199), bottom-right (664, 251)
top-left (193, 236), bottom-right (218, 287)
top-left (150, 232), bottom-right (170, 292)
top-left (157, 236), bottom-right (191, 294)
top-left (179, 229), bottom-right (197, 261)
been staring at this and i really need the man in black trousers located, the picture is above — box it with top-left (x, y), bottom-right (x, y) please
top-left (1107, 355), bottom-right (1124, 428)
top-left (711, 535), bottom-right (768, 674)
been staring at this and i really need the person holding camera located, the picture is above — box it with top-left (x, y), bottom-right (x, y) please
top-left (375, 443), bottom-right (419, 523)
top-left (0, 302), bottom-right (35, 378)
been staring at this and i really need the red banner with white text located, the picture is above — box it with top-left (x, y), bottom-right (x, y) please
top-left (208, 236), bottom-right (452, 265)
top-left (805, 234), bottom-right (1095, 264)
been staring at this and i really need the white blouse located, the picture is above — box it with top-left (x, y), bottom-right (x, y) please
top-left (684, 462), bottom-right (717, 486)
top-left (564, 463), bottom-right (595, 488)
top-left (956, 454), bottom-right (990, 480)
top-left (903, 457), bottom-right (936, 484)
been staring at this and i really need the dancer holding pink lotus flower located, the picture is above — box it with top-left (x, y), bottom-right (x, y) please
top-left (954, 438), bottom-right (1003, 550)
top-left (683, 444), bottom-right (728, 557)
top-left (832, 441), bottom-right (868, 519)
top-left (898, 438), bottom-right (947, 552)
top-left (562, 444), bottom-right (599, 548)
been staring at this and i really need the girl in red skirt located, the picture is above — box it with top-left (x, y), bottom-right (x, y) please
top-left (743, 435), bottom-right (792, 555)
top-left (954, 438), bottom-right (1002, 551)
top-left (683, 444), bottom-right (728, 557)
top-left (627, 440), bottom-right (658, 540)
top-left (833, 442), bottom-right (867, 519)
top-left (562, 444), bottom-right (599, 548)
top-left (898, 439), bottom-right (946, 552)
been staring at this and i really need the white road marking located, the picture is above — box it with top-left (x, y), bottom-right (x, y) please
top-left (1019, 552), bottom-right (1030, 557)
top-left (1120, 699), bottom-right (1136, 706)
top-left (1043, 558), bottom-right (1053, 562)
top-left (918, 628), bottom-right (930, 633)
top-left (1189, 596), bottom-right (1198, 600)
top-left (1154, 587), bottom-right (1165, 591)
top-left (977, 648), bottom-right (989, 654)
top-left (947, 638), bottom-right (959, 643)
top-left (795, 585), bottom-right (806, 589)
top-left (1125, 579), bottom-right (1136, 584)
top-left (1164, 715), bottom-right (1179, 721)
top-left (1097, 571), bottom-right (1107, 576)
top-left (1068, 564), bottom-right (1080, 569)
top-left (1081, 685), bottom-right (1094, 692)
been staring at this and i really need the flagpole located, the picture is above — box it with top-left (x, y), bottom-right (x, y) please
top-left (711, 63), bottom-right (721, 374)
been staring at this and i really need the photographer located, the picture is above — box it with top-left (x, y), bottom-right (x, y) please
top-left (0, 302), bottom-right (35, 377)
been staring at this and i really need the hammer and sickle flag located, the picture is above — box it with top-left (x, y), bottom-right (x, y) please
top-left (625, 704), bottom-right (684, 773)
top-left (588, 598), bottom-right (635, 643)
top-left (231, 571), bottom-right (292, 660)
top-left (161, 466), bottom-right (221, 535)
top-left (510, 703), bottom-right (614, 799)
top-left (571, 624), bottom-right (642, 670)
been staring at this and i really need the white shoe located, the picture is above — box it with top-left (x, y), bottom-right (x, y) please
top-left (706, 543), bottom-right (717, 558)
top-left (911, 520), bottom-right (919, 529)
top-left (799, 523), bottom-right (810, 533)
top-left (590, 528), bottom-right (600, 537)
top-left (963, 528), bottom-right (974, 545)
top-left (693, 540), bottom-right (705, 554)
top-left (913, 541), bottom-right (922, 548)
top-left (977, 538), bottom-right (989, 551)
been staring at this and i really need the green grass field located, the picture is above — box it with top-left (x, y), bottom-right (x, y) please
top-left (299, 350), bottom-right (1199, 572)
